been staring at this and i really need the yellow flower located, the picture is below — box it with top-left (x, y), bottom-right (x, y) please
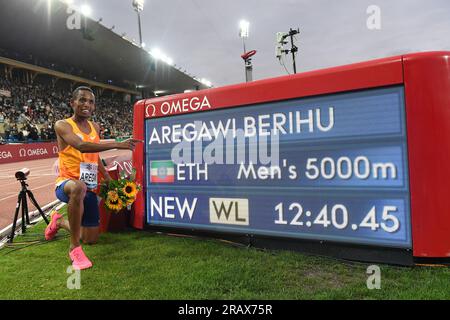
top-left (123, 182), bottom-right (138, 198)
top-left (126, 197), bottom-right (135, 206)
top-left (106, 197), bottom-right (123, 212)
top-left (107, 191), bottom-right (119, 202)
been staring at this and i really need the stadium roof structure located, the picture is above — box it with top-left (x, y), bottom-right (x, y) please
top-left (0, 0), bottom-right (208, 96)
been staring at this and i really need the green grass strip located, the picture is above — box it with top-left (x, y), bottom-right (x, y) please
top-left (0, 206), bottom-right (448, 300)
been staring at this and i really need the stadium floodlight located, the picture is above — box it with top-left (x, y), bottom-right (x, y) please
top-left (239, 19), bottom-right (250, 54)
top-left (80, 4), bottom-right (92, 17)
top-left (200, 78), bottom-right (212, 87)
top-left (132, 0), bottom-right (145, 47)
top-left (149, 48), bottom-right (173, 66)
top-left (239, 20), bottom-right (250, 38)
top-left (164, 57), bottom-right (174, 66)
top-left (132, 0), bottom-right (145, 12)
top-left (150, 48), bottom-right (163, 60)
top-left (239, 19), bottom-right (253, 82)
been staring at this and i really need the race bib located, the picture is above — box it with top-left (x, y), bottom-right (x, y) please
top-left (79, 162), bottom-right (98, 190)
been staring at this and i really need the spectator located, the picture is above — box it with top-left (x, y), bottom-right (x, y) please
top-left (10, 124), bottom-right (19, 141)
top-left (4, 119), bottom-right (11, 140)
top-left (0, 72), bottom-right (134, 143)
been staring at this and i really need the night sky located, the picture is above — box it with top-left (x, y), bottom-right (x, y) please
top-left (75, 0), bottom-right (450, 87)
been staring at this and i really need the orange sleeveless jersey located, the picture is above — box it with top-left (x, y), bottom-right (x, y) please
top-left (56, 118), bottom-right (100, 189)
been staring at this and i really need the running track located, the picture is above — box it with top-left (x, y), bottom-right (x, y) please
top-left (0, 149), bottom-right (131, 230)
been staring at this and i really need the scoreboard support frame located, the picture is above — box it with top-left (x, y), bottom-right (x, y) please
top-left (132, 51), bottom-right (450, 265)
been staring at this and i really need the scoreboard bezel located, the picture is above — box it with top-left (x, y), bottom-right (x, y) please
top-left (132, 51), bottom-right (450, 265)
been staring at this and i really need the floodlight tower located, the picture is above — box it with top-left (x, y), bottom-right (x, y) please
top-left (239, 20), bottom-right (256, 82)
top-left (132, 0), bottom-right (145, 47)
top-left (239, 20), bottom-right (249, 53)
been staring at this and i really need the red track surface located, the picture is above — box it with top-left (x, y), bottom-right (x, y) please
top-left (0, 149), bottom-right (131, 230)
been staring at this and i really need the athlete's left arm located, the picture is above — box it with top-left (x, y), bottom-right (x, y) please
top-left (98, 157), bottom-right (112, 183)
top-left (94, 122), bottom-right (112, 182)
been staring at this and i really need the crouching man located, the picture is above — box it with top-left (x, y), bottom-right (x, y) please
top-left (45, 86), bottom-right (140, 270)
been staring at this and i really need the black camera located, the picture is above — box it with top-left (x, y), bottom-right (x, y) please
top-left (15, 168), bottom-right (30, 180)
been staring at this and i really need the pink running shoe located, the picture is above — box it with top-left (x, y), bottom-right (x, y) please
top-left (44, 211), bottom-right (63, 241)
top-left (69, 246), bottom-right (93, 270)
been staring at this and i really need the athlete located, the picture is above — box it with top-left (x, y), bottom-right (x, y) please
top-left (45, 86), bottom-right (140, 270)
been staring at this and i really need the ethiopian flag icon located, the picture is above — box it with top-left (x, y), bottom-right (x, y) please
top-left (150, 160), bottom-right (175, 183)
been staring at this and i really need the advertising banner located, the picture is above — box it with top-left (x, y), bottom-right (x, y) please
top-left (0, 142), bottom-right (59, 165)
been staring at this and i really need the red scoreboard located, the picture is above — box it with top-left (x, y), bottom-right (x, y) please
top-left (132, 52), bottom-right (450, 265)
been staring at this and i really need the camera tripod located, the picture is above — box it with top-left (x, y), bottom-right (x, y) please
top-left (8, 178), bottom-right (49, 243)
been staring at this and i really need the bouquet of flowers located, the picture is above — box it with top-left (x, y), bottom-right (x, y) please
top-left (99, 169), bottom-right (141, 213)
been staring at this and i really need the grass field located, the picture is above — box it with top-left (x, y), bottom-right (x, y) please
top-left (0, 207), bottom-right (448, 300)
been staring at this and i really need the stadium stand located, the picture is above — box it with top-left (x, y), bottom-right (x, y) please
top-left (0, 68), bottom-right (133, 143)
top-left (0, 0), bottom-right (207, 97)
top-left (0, 0), bottom-right (207, 144)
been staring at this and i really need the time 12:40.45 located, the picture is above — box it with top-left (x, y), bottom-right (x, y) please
top-left (274, 203), bottom-right (400, 233)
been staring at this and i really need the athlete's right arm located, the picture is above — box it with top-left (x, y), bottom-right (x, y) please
top-left (54, 120), bottom-right (139, 153)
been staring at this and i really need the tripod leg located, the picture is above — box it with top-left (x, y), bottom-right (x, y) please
top-left (8, 192), bottom-right (23, 243)
top-left (26, 190), bottom-right (50, 224)
top-left (25, 190), bottom-right (31, 225)
top-left (21, 193), bottom-right (27, 233)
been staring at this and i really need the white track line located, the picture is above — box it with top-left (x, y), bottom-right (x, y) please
top-left (0, 164), bottom-right (53, 173)
top-left (0, 174), bottom-right (52, 179)
top-left (0, 173), bottom-right (54, 179)
top-left (0, 176), bottom-right (55, 184)
top-left (0, 200), bottom-right (64, 247)
top-left (0, 182), bottom-right (56, 202)
top-left (0, 164), bottom-right (52, 174)
top-left (25, 168), bottom-right (53, 174)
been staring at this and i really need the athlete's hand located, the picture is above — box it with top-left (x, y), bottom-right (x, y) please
top-left (103, 173), bottom-right (113, 184)
top-left (118, 139), bottom-right (143, 151)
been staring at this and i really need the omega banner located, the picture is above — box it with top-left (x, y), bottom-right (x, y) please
top-left (0, 142), bottom-right (59, 165)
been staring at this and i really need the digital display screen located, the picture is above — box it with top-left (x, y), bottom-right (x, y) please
top-left (145, 86), bottom-right (412, 248)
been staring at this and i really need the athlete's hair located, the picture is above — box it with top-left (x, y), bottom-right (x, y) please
top-left (72, 86), bottom-right (94, 100)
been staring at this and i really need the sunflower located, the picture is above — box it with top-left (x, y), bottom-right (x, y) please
top-left (123, 181), bottom-right (138, 198)
top-left (107, 191), bottom-right (119, 202)
top-left (106, 197), bottom-right (123, 212)
top-left (126, 196), bottom-right (136, 206)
